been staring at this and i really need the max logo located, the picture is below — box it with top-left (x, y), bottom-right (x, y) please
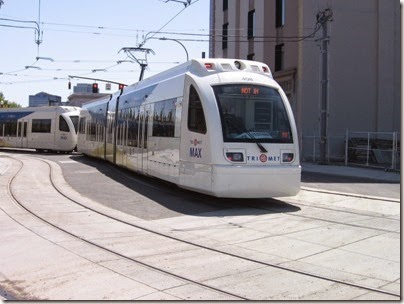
top-left (190, 147), bottom-right (202, 158)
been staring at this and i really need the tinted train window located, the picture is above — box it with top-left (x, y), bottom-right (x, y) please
top-left (152, 99), bottom-right (176, 137)
top-left (3, 121), bottom-right (17, 137)
top-left (126, 107), bottom-right (139, 147)
top-left (59, 116), bottom-right (70, 132)
top-left (79, 117), bottom-right (86, 134)
top-left (32, 119), bottom-right (51, 133)
top-left (187, 85), bottom-right (207, 134)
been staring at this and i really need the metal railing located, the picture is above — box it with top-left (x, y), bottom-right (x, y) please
top-left (301, 134), bottom-right (346, 163)
top-left (345, 131), bottom-right (400, 171)
top-left (301, 131), bottom-right (400, 171)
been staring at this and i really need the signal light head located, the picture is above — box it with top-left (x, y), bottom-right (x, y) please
top-left (118, 83), bottom-right (125, 90)
top-left (92, 83), bottom-right (98, 93)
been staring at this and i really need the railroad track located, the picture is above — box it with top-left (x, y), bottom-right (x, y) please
top-left (4, 155), bottom-right (400, 300)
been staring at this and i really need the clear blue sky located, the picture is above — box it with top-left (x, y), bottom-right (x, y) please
top-left (0, 0), bottom-right (210, 106)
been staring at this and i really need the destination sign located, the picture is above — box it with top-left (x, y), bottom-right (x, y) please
top-left (241, 87), bottom-right (260, 95)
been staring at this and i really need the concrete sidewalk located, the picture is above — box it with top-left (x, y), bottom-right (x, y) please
top-left (302, 162), bottom-right (400, 183)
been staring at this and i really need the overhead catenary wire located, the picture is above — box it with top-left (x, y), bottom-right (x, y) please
top-left (0, 0), bottom-right (322, 92)
top-left (138, 0), bottom-right (200, 46)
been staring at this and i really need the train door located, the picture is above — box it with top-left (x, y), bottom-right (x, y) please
top-left (139, 105), bottom-right (150, 173)
top-left (17, 121), bottom-right (28, 148)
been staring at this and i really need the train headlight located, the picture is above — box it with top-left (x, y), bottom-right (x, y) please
top-left (282, 152), bottom-right (295, 163)
top-left (226, 152), bottom-right (244, 163)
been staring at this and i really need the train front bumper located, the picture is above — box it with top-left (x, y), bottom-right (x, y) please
top-left (210, 164), bottom-right (301, 198)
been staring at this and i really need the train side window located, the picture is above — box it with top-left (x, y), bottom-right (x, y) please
top-left (153, 99), bottom-right (175, 137)
top-left (188, 85), bottom-right (207, 134)
top-left (18, 122), bottom-right (22, 137)
top-left (127, 107), bottom-right (139, 147)
top-left (32, 119), bottom-right (51, 133)
top-left (4, 121), bottom-right (17, 136)
top-left (23, 122), bottom-right (27, 137)
top-left (70, 116), bottom-right (79, 134)
top-left (79, 117), bottom-right (86, 134)
top-left (59, 116), bottom-right (70, 132)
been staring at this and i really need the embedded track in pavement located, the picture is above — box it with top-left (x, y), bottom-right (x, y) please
top-left (2, 153), bottom-right (399, 300)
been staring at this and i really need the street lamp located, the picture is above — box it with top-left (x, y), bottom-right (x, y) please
top-left (158, 37), bottom-right (189, 61)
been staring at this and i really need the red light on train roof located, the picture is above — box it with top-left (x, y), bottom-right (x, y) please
top-left (205, 63), bottom-right (214, 69)
top-left (262, 66), bottom-right (269, 73)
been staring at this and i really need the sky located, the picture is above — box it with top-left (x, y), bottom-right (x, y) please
top-left (0, 0), bottom-right (210, 106)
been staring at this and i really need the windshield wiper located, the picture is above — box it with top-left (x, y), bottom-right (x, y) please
top-left (244, 129), bottom-right (268, 153)
top-left (225, 115), bottom-right (268, 153)
top-left (254, 141), bottom-right (268, 153)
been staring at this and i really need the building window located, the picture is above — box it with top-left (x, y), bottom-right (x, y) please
top-left (276, 0), bottom-right (285, 28)
top-left (248, 10), bottom-right (255, 39)
top-left (222, 23), bottom-right (228, 50)
top-left (247, 53), bottom-right (255, 61)
top-left (275, 44), bottom-right (284, 72)
top-left (223, 0), bottom-right (228, 11)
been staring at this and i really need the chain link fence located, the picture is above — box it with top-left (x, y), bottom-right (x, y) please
top-left (301, 131), bottom-right (400, 171)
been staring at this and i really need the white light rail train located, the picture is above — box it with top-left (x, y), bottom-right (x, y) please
top-left (78, 59), bottom-right (301, 198)
top-left (0, 106), bottom-right (80, 152)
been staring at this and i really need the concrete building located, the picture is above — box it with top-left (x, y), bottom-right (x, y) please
top-left (67, 83), bottom-right (109, 107)
top-left (210, 0), bottom-right (401, 162)
top-left (73, 83), bottom-right (94, 94)
top-left (28, 92), bottom-right (62, 107)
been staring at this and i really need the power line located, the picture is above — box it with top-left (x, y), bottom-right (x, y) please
top-left (139, 0), bottom-right (200, 46)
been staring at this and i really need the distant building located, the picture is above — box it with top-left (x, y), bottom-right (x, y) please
top-left (210, 0), bottom-right (401, 162)
top-left (73, 83), bottom-right (93, 94)
top-left (67, 83), bottom-right (109, 107)
top-left (67, 93), bottom-right (109, 107)
top-left (29, 92), bottom-right (62, 107)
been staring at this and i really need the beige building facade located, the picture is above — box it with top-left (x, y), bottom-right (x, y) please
top-left (210, 0), bottom-right (401, 162)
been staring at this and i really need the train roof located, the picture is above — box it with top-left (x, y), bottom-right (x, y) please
top-left (82, 59), bottom-right (274, 109)
top-left (123, 58), bottom-right (273, 93)
top-left (0, 106), bottom-right (81, 112)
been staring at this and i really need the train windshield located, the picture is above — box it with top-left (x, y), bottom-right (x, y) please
top-left (213, 85), bottom-right (293, 143)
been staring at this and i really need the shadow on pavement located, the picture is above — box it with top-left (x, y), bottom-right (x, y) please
top-left (67, 154), bottom-right (301, 220)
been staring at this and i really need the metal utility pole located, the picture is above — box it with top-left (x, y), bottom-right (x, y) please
top-left (316, 8), bottom-right (333, 164)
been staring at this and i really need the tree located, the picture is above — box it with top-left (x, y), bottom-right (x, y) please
top-left (0, 92), bottom-right (22, 108)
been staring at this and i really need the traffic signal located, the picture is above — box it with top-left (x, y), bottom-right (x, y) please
top-left (118, 83), bottom-right (125, 90)
top-left (92, 83), bottom-right (99, 93)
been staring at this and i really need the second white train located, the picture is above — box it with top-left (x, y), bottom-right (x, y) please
top-left (77, 59), bottom-right (301, 198)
